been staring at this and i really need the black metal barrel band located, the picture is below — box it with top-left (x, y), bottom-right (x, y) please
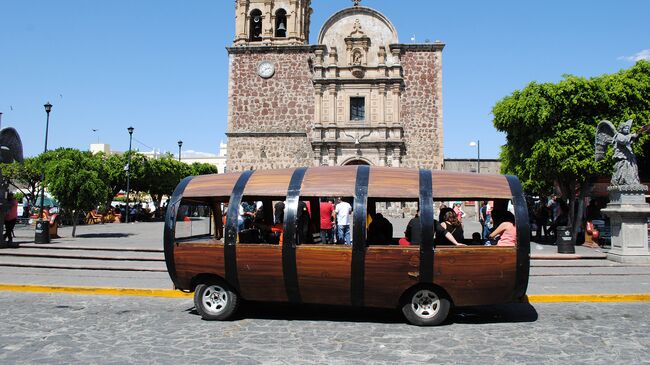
top-left (163, 176), bottom-right (194, 288)
top-left (282, 167), bottom-right (308, 303)
top-left (224, 170), bottom-right (255, 290)
top-left (506, 175), bottom-right (531, 299)
top-left (351, 165), bottom-right (369, 307)
top-left (418, 169), bottom-right (434, 283)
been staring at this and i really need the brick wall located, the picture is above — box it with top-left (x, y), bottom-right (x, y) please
top-left (227, 48), bottom-right (315, 171)
top-left (227, 135), bottom-right (313, 171)
top-left (399, 49), bottom-right (444, 170)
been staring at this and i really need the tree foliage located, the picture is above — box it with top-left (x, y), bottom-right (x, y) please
top-left (190, 162), bottom-right (218, 176)
top-left (0, 157), bottom-right (43, 206)
top-left (492, 60), bottom-right (650, 233)
top-left (44, 148), bottom-right (110, 236)
top-left (141, 156), bottom-right (191, 215)
top-left (493, 60), bottom-right (650, 196)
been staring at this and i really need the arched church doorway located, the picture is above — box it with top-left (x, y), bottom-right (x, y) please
top-left (342, 158), bottom-right (371, 166)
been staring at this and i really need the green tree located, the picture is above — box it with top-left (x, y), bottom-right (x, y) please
top-left (44, 148), bottom-right (110, 237)
top-left (142, 156), bottom-right (191, 217)
top-left (190, 162), bottom-right (218, 176)
top-left (0, 157), bottom-right (43, 207)
top-left (492, 60), bottom-right (650, 238)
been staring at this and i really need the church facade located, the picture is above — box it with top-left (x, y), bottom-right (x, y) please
top-left (226, 0), bottom-right (444, 171)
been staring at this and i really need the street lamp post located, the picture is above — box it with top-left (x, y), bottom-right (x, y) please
top-left (125, 127), bottom-right (134, 223)
top-left (177, 140), bottom-right (183, 162)
top-left (469, 140), bottom-right (480, 174)
top-left (35, 102), bottom-right (52, 244)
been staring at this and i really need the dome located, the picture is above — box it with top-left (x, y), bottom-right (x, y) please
top-left (317, 6), bottom-right (399, 67)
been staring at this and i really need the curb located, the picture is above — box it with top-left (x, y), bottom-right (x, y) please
top-left (2, 284), bottom-right (650, 303)
top-left (0, 284), bottom-right (191, 298)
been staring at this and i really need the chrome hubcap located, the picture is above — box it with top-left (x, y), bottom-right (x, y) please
top-left (411, 289), bottom-right (440, 319)
top-left (201, 285), bottom-right (228, 315)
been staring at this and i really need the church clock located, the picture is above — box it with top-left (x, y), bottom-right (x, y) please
top-left (257, 61), bottom-right (275, 78)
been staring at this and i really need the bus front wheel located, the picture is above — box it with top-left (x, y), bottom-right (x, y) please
top-left (194, 279), bottom-right (239, 321)
top-left (401, 287), bottom-right (450, 326)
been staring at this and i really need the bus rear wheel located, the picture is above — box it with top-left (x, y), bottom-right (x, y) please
top-left (194, 279), bottom-right (239, 321)
top-left (401, 287), bottom-right (450, 326)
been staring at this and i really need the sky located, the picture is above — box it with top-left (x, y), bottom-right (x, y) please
top-left (1, 0), bottom-right (648, 160)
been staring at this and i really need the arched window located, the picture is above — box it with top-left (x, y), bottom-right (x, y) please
top-left (275, 9), bottom-right (287, 38)
top-left (249, 9), bottom-right (262, 42)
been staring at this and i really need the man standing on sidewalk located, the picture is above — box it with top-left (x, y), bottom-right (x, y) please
top-left (335, 197), bottom-right (352, 245)
top-left (319, 198), bottom-right (335, 244)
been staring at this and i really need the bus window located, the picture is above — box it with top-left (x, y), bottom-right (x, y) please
top-left (367, 200), bottom-right (419, 246)
top-left (298, 196), bottom-right (354, 246)
top-left (237, 197), bottom-right (282, 244)
top-left (175, 200), bottom-right (217, 242)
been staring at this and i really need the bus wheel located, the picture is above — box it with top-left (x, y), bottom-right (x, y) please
top-left (401, 287), bottom-right (450, 326)
top-left (194, 280), bottom-right (239, 321)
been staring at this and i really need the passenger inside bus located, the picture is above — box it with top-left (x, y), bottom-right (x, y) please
top-left (402, 210), bottom-right (465, 246)
top-left (367, 212), bottom-right (393, 245)
top-left (436, 209), bottom-right (464, 245)
top-left (488, 210), bottom-right (517, 246)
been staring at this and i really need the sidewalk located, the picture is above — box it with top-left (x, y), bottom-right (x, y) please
top-left (0, 221), bottom-right (648, 299)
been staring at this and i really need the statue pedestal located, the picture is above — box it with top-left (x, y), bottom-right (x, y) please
top-left (602, 185), bottom-right (650, 263)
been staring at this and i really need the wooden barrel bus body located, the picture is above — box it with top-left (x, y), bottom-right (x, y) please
top-left (163, 166), bottom-right (530, 325)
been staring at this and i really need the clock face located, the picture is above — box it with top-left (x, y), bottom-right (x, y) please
top-left (257, 61), bottom-right (275, 78)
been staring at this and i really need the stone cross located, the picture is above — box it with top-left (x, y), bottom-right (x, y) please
top-left (352, 0), bottom-right (361, 6)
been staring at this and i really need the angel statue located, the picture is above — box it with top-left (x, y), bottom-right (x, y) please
top-left (595, 119), bottom-right (650, 186)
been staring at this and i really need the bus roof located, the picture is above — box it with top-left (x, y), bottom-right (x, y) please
top-left (182, 166), bottom-right (514, 200)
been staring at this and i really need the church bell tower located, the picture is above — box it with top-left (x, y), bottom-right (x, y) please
top-left (233, 0), bottom-right (312, 46)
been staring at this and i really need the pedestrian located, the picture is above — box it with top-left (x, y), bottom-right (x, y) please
top-left (534, 197), bottom-right (549, 241)
top-left (453, 202), bottom-right (465, 222)
top-left (4, 193), bottom-right (18, 247)
top-left (334, 197), bottom-right (352, 245)
top-left (319, 198), bottom-right (335, 244)
top-left (479, 201), bottom-right (491, 239)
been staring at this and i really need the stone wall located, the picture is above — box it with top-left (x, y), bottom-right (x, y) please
top-left (399, 47), bottom-right (444, 170)
top-left (227, 47), bottom-right (316, 171)
top-left (227, 135), bottom-right (313, 171)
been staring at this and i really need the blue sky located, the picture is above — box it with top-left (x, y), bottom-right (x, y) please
top-left (1, 0), bottom-right (648, 159)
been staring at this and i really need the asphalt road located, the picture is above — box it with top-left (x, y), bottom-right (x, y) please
top-left (0, 291), bottom-right (648, 364)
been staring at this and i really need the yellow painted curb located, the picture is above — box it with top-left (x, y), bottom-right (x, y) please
top-left (0, 284), bottom-right (192, 298)
top-left (526, 294), bottom-right (650, 303)
top-left (1, 284), bottom-right (649, 303)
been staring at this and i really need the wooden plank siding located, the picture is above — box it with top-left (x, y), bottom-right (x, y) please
top-left (167, 166), bottom-right (526, 310)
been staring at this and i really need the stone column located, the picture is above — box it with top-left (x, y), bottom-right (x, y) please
top-left (378, 147), bottom-right (387, 167)
top-left (328, 84), bottom-right (337, 126)
top-left (391, 84), bottom-right (400, 126)
top-left (328, 147), bottom-right (337, 166)
top-left (314, 87), bottom-right (323, 127)
top-left (378, 84), bottom-right (386, 127)
top-left (392, 146), bottom-right (401, 167)
top-left (602, 185), bottom-right (650, 263)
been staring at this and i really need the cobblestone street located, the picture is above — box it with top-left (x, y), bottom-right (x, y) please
top-left (1, 292), bottom-right (648, 364)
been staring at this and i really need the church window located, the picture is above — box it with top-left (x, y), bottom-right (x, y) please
top-left (350, 97), bottom-right (365, 121)
top-left (249, 9), bottom-right (263, 42)
top-left (275, 9), bottom-right (287, 38)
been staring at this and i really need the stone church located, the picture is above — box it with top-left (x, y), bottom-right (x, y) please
top-left (226, 0), bottom-right (444, 171)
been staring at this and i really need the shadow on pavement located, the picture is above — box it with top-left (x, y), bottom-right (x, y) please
top-left (74, 233), bottom-right (131, 238)
top-left (187, 301), bottom-right (538, 325)
top-left (452, 303), bottom-right (538, 324)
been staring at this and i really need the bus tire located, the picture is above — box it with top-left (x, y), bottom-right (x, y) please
top-left (401, 286), bottom-right (450, 326)
top-left (194, 279), bottom-right (239, 321)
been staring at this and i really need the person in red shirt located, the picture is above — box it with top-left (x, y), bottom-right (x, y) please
top-left (4, 193), bottom-right (19, 247)
top-left (319, 198), bottom-right (335, 244)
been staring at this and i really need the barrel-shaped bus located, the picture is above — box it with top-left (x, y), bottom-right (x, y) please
top-left (164, 166), bottom-right (530, 326)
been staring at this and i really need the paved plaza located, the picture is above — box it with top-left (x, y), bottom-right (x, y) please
top-left (0, 292), bottom-right (648, 364)
top-left (1, 221), bottom-right (649, 364)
